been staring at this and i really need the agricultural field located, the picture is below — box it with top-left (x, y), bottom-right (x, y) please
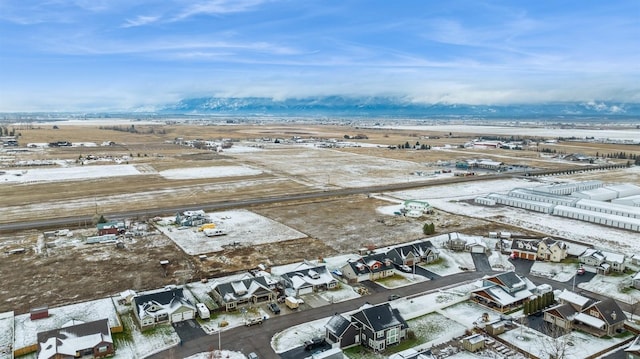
top-left (1, 120), bottom-right (639, 316)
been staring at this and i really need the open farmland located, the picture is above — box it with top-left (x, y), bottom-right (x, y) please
top-left (1, 120), bottom-right (639, 314)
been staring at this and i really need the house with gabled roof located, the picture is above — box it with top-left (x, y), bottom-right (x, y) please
top-left (340, 253), bottom-right (395, 283)
top-left (573, 298), bottom-right (626, 337)
top-left (511, 239), bottom-right (540, 260)
top-left (350, 303), bottom-right (409, 352)
top-left (132, 287), bottom-right (196, 330)
top-left (280, 261), bottom-right (338, 296)
top-left (537, 237), bottom-right (568, 262)
top-left (211, 275), bottom-right (275, 311)
top-left (37, 319), bottom-right (114, 359)
top-left (325, 314), bottom-right (360, 349)
top-left (382, 240), bottom-right (439, 267)
top-left (557, 289), bottom-right (596, 312)
top-left (470, 271), bottom-right (536, 312)
top-left (625, 335), bottom-right (640, 359)
top-left (543, 303), bottom-right (577, 330)
top-left (579, 249), bottom-right (626, 274)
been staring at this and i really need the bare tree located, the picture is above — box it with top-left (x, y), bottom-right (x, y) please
top-left (540, 322), bottom-right (574, 359)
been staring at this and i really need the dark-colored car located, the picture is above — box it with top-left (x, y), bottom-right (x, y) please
top-left (304, 337), bottom-right (325, 351)
top-left (268, 303), bottom-right (281, 314)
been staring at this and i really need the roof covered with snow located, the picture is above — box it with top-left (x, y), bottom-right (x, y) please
top-left (37, 319), bottom-right (112, 359)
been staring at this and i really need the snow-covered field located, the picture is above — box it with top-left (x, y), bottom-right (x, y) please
top-left (158, 165), bottom-right (262, 179)
top-left (14, 298), bottom-right (120, 350)
top-left (114, 313), bottom-right (180, 359)
top-left (0, 164), bottom-right (141, 183)
top-left (156, 209), bottom-right (307, 255)
top-left (0, 311), bottom-right (12, 359)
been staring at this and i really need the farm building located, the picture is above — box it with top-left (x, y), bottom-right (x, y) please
top-left (571, 187), bottom-right (619, 201)
top-left (486, 193), bottom-right (556, 213)
top-left (613, 194), bottom-right (640, 207)
top-left (553, 205), bottom-right (640, 232)
top-left (574, 199), bottom-right (640, 219)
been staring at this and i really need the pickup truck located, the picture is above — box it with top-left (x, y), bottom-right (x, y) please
top-left (245, 317), bottom-right (263, 326)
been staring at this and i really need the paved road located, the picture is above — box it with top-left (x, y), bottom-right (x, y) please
top-left (471, 253), bottom-right (492, 273)
top-left (147, 271), bottom-right (486, 359)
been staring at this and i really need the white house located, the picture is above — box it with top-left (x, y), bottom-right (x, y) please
top-left (132, 288), bottom-right (196, 330)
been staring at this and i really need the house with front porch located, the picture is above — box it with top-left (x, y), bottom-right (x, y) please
top-left (544, 291), bottom-right (626, 337)
top-left (537, 237), bottom-right (568, 262)
top-left (211, 275), bottom-right (275, 311)
top-left (470, 271), bottom-right (536, 312)
top-left (340, 253), bottom-right (395, 283)
top-left (132, 288), bottom-right (196, 330)
top-left (279, 261), bottom-right (338, 297)
top-left (579, 249), bottom-right (626, 274)
top-left (384, 240), bottom-right (439, 267)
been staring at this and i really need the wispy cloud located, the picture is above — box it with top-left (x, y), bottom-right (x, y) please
top-left (121, 15), bottom-right (161, 28)
top-left (173, 0), bottom-right (267, 21)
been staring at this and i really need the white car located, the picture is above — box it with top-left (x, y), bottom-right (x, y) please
top-left (399, 265), bottom-right (412, 272)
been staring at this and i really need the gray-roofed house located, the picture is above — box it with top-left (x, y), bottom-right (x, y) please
top-left (625, 335), bottom-right (640, 359)
top-left (579, 249), bottom-right (626, 274)
top-left (340, 253), bottom-right (395, 284)
top-left (280, 261), bottom-right (338, 296)
top-left (37, 319), bottom-right (114, 359)
top-left (211, 275), bottom-right (275, 311)
top-left (446, 232), bottom-right (467, 251)
top-left (543, 303), bottom-right (577, 330)
top-left (384, 241), bottom-right (439, 267)
top-left (132, 288), bottom-right (196, 330)
top-left (573, 298), bottom-right (626, 337)
top-left (470, 271), bottom-right (536, 312)
top-left (510, 239), bottom-right (540, 260)
top-left (325, 314), bottom-right (360, 349)
top-left (350, 303), bottom-right (409, 352)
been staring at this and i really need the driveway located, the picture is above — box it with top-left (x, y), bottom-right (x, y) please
top-left (172, 319), bottom-right (207, 343)
top-left (509, 257), bottom-right (535, 275)
top-left (414, 265), bottom-right (441, 279)
top-left (280, 341), bottom-right (331, 359)
top-left (471, 253), bottom-right (492, 273)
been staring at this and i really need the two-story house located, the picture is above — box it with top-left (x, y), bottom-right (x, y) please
top-left (325, 304), bottom-right (410, 353)
top-left (340, 253), bottom-right (395, 283)
top-left (579, 249), bottom-right (626, 274)
top-left (537, 237), bottom-right (568, 262)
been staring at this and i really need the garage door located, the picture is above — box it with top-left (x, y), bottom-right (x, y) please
top-left (182, 311), bottom-right (194, 320)
top-left (471, 246), bottom-right (485, 253)
top-left (527, 253), bottom-right (536, 260)
top-left (171, 312), bottom-right (184, 323)
top-left (298, 286), bottom-right (313, 295)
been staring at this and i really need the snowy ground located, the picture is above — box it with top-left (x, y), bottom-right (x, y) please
top-left (0, 311), bottom-right (12, 359)
top-left (375, 272), bottom-right (430, 289)
top-left (271, 316), bottom-right (329, 353)
top-left (158, 165), bottom-right (263, 179)
top-left (200, 307), bottom-right (271, 335)
top-left (184, 351), bottom-right (247, 359)
top-left (113, 313), bottom-right (180, 359)
top-left (424, 249), bottom-right (474, 276)
top-left (579, 274), bottom-right (640, 304)
top-left (14, 297), bottom-right (120, 350)
top-left (529, 261), bottom-right (580, 283)
top-left (390, 178), bottom-right (640, 258)
top-left (408, 312), bottom-right (467, 348)
top-left (500, 324), bottom-right (630, 359)
top-left (0, 164), bottom-right (141, 183)
top-left (155, 209), bottom-right (307, 255)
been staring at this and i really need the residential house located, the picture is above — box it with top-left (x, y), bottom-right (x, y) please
top-left (37, 319), bottom-right (114, 359)
top-left (461, 334), bottom-right (485, 353)
top-left (633, 272), bottom-right (640, 290)
top-left (446, 232), bottom-right (467, 251)
top-left (96, 221), bottom-right (125, 236)
top-left (573, 298), bottom-right (626, 337)
top-left (340, 253), bottom-right (395, 283)
top-left (350, 303), bottom-right (409, 352)
top-left (211, 275), bottom-right (275, 311)
top-left (579, 249), bottom-right (626, 274)
top-left (402, 200), bottom-right (432, 217)
top-left (464, 237), bottom-right (487, 254)
top-left (544, 291), bottom-right (626, 337)
top-left (626, 335), bottom-right (640, 359)
top-left (470, 271), bottom-right (536, 312)
top-left (510, 239), bottom-right (540, 260)
top-left (537, 237), bottom-right (568, 262)
top-left (280, 261), bottom-right (338, 296)
top-left (132, 288), bottom-right (196, 330)
top-left (325, 314), bottom-right (360, 349)
top-left (384, 240), bottom-right (439, 267)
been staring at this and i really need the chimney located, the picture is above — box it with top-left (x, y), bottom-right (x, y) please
top-left (611, 312), bottom-right (617, 320)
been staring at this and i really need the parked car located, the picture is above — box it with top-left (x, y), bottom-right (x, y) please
top-left (248, 353), bottom-right (258, 359)
top-left (388, 294), bottom-right (401, 301)
top-left (576, 267), bottom-right (586, 275)
top-left (304, 337), bottom-right (325, 351)
top-left (399, 264), bottom-right (412, 273)
top-left (245, 317), bottom-right (263, 326)
top-left (268, 303), bottom-right (281, 314)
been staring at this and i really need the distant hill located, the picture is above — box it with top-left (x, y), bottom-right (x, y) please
top-left (156, 96), bottom-right (640, 120)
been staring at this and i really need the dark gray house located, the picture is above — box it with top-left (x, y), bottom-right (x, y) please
top-left (350, 303), bottom-right (409, 352)
top-left (37, 318), bottom-right (115, 359)
top-left (325, 314), bottom-right (361, 349)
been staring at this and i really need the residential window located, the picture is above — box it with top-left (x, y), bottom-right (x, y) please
top-left (377, 331), bottom-right (384, 339)
top-left (387, 328), bottom-right (398, 344)
top-left (98, 346), bottom-right (108, 353)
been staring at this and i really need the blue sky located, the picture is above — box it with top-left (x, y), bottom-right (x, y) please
top-left (0, 0), bottom-right (639, 111)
